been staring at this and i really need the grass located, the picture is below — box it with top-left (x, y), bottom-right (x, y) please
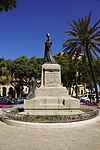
top-left (80, 107), bottom-right (93, 112)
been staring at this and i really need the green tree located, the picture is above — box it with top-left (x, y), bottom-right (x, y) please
top-left (77, 59), bottom-right (90, 84)
top-left (55, 54), bottom-right (77, 86)
top-left (93, 57), bottom-right (100, 86)
top-left (0, 57), bottom-right (4, 75)
top-left (63, 13), bottom-right (100, 103)
top-left (29, 56), bottom-right (42, 79)
top-left (10, 56), bottom-right (42, 97)
top-left (0, 57), bottom-right (12, 84)
top-left (10, 56), bottom-right (30, 97)
top-left (0, 0), bottom-right (17, 12)
top-left (11, 56), bottom-right (30, 82)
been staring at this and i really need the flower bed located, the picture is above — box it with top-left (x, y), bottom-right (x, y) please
top-left (1, 106), bottom-right (99, 123)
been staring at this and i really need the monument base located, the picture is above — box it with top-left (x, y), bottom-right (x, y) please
top-left (23, 109), bottom-right (81, 115)
top-left (24, 63), bottom-right (80, 115)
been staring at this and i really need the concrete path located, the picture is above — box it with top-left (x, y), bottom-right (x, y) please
top-left (0, 110), bottom-right (100, 150)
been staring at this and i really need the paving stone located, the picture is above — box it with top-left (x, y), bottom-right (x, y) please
top-left (0, 115), bottom-right (100, 150)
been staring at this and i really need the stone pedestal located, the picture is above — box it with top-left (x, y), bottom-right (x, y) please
top-left (41, 63), bottom-right (62, 87)
top-left (24, 63), bottom-right (80, 114)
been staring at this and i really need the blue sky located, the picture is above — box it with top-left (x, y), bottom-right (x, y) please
top-left (0, 0), bottom-right (100, 60)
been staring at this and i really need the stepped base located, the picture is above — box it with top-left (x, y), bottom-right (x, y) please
top-left (24, 63), bottom-right (80, 114)
top-left (23, 109), bottom-right (81, 115)
top-left (24, 88), bottom-right (80, 110)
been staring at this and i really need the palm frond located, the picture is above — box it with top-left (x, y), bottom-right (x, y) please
top-left (90, 32), bottom-right (100, 40)
top-left (90, 43), bottom-right (100, 59)
top-left (65, 31), bottom-right (77, 37)
top-left (63, 12), bottom-right (100, 60)
top-left (68, 22), bottom-right (77, 32)
top-left (93, 41), bottom-right (100, 46)
top-left (91, 43), bottom-right (100, 53)
top-left (69, 47), bottom-right (79, 59)
top-left (63, 41), bottom-right (78, 52)
top-left (88, 20), bottom-right (100, 40)
top-left (72, 20), bottom-right (80, 32)
top-left (92, 20), bottom-right (100, 31)
top-left (89, 27), bottom-right (100, 36)
top-left (94, 37), bottom-right (100, 42)
top-left (86, 12), bottom-right (91, 28)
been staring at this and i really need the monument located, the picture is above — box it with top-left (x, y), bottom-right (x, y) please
top-left (24, 33), bottom-right (80, 114)
top-left (27, 77), bottom-right (37, 99)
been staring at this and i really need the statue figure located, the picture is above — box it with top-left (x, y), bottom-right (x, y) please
top-left (44, 33), bottom-right (56, 63)
top-left (27, 77), bottom-right (37, 99)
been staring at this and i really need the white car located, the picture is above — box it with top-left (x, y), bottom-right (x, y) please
top-left (94, 95), bottom-right (100, 102)
top-left (81, 95), bottom-right (90, 102)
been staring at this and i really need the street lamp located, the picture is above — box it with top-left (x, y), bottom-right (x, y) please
top-left (75, 70), bottom-right (78, 98)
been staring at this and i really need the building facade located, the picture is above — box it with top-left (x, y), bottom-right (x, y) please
top-left (0, 84), bottom-right (29, 98)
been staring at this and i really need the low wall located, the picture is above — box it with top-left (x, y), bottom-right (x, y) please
top-left (1, 106), bottom-right (99, 123)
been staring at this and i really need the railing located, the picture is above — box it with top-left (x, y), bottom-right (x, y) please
top-left (1, 106), bottom-right (99, 123)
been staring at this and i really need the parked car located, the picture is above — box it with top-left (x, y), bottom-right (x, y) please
top-left (0, 99), bottom-right (12, 108)
top-left (93, 95), bottom-right (100, 102)
top-left (16, 97), bottom-right (27, 104)
top-left (0, 97), bottom-right (17, 108)
top-left (80, 94), bottom-right (90, 102)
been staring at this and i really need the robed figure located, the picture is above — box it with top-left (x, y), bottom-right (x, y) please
top-left (44, 33), bottom-right (56, 63)
top-left (27, 77), bottom-right (37, 99)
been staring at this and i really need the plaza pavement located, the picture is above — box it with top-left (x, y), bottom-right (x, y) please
top-left (0, 108), bottom-right (100, 150)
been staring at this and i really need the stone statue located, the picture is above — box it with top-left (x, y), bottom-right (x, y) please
top-left (27, 77), bottom-right (37, 99)
top-left (44, 33), bottom-right (56, 63)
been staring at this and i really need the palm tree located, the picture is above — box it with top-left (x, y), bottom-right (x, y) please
top-left (63, 13), bottom-right (100, 103)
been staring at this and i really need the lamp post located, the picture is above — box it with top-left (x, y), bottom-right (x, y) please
top-left (75, 70), bottom-right (78, 98)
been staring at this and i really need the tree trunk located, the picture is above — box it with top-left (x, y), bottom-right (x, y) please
top-left (86, 44), bottom-right (99, 103)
